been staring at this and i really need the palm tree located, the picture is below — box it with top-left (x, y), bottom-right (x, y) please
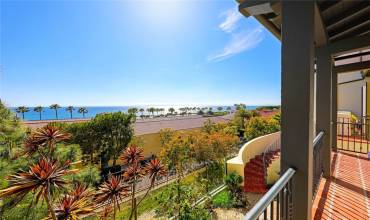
top-left (34, 106), bottom-right (43, 120)
top-left (168, 107), bottom-right (175, 116)
top-left (147, 108), bottom-right (155, 117)
top-left (95, 175), bottom-right (129, 220)
top-left (217, 106), bottom-right (223, 112)
top-left (139, 108), bottom-right (145, 117)
top-left (226, 106), bottom-right (232, 113)
top-left (66, 106), bottom-right (75, 119)
top-left (78, 107), bottom-right (88, 118)
top-left (0, 158), bottom-right (76, 220)
top-left (16, 106), bottom-right (29, 119)
top-left (49, 104), bottom-right (61, 120)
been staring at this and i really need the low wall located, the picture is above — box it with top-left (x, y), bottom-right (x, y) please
top-left (227, 132), bottom-right (281, 185)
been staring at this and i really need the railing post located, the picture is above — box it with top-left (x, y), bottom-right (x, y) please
top-left (332, 70), bottom-right (338, 152)
top-left (316, 48), bottom-right (333, 178)
top-left (281, 1), bottom-right (315, 220)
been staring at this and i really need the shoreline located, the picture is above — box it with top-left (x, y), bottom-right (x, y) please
top-left (22, 114), bottom-right (234, 130)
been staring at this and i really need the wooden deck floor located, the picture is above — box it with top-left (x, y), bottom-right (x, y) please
top-left (312, 151), bottom-right (370, 220)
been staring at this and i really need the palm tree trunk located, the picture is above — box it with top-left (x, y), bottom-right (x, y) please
top-left (55, 110), bottom-right (58, 120)
top-left (45, 187), bottom-right (57, 220)
top-left (70, 111), bottom-right (72, 119)
top-left (39, 112), bottom-right (42, 120)
top-left (22, 112), bottom-right (25, 119)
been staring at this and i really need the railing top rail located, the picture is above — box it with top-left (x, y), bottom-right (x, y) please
top-left (244, 168), bottom-right (296, 220)
top-left (313, 131), bottom-right (325, 149)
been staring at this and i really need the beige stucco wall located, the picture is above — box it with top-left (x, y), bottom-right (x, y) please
top-left (338, 72), bottom-right (364, 118)
top-left (227, 132), bottom-right (281, 185)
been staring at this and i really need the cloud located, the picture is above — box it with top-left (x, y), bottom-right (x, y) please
top-left (219, 8), bottom-right (242, 33)
top-left (207, 27), bottom-right (264, 62)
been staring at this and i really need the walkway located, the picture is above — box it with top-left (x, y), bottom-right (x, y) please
top-left (312, 150), bottom-right (370, 220)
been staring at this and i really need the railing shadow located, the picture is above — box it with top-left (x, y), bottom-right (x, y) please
top-left (312, 152), bottom-right (337, 219)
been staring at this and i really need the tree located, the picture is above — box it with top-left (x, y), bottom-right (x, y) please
top-left (33, 106), bottom-right (43, 120)
top-left (0, 101), bottom-right (24, 159)
top-left (88, 112), bottom-right (134, 169)
top-left (226, 106), bottom-right (232, 113)
top-left (120, 146), bottom-right (166, 220)
top-left (15, 106), bottom-right (29, 120)
top-left (49, 104), bottom-right (61, 120)
top-left (168, 108), bottom-right (175, 116)
top-left (0, 158), bottom-right (77, 220)
top-left (65, 106), bottom-right (75, 119)
top-left (95, 175), bottom-right (129, 220)
top-left (139, 108), bottom-right (145, 118)
top-left (159, 131), bottom-right (192, 217)
top-left (78, 107), bottom-right (88, 118)
top-left (217, 106), bottom-right (223, 112)
top-left (147, 108), bottom-right (155, 117)
top-left (244, 116), bottom-right (280, 140)
top-left (127, 108), bottom-right (138, 116)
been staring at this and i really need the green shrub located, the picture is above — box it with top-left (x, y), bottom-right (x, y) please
top-left (212, 190), bottom-right (234, 208)
top-left (244, 117), bottom-right (280, 140)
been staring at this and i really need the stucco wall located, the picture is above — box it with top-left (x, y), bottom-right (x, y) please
top-left (338, 72), bottom-right (364, 118)
top-left (227, 132), bottom-right (281, 185)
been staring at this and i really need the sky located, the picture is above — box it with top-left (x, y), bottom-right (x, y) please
top-left (0, 0), bottom-right (281, 107)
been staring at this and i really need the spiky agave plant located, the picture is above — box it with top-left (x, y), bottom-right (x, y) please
top-left (95, 175), bottom-right (129, 220)
top-left (121, 146), bottom-right (167, 220)
top-left (32, 124), bottom-right (71, 155)
top-left (135, 159), bottom-right (167, 208)
top-left (0, 158), bottom-right (77, 220)
top-left (23, 133), bottom-right (43, 156)
top-left (120, 145), bottom-right (145, 220)
top-left (50, 183), bottom-right (93, 220)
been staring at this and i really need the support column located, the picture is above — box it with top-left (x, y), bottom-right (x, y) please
top-left (281, 2), bottom-right (315, 220)
top-left (332, 71), bottom-right (338, 151)
top-left (316, 48), bottom-right (333, 178)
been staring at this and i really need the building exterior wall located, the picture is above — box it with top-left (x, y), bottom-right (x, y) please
top-left (337, 72), bottom-right (364, 118)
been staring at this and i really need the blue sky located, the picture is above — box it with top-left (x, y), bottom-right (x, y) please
top-left (1, 0), bottom-right (281, 107)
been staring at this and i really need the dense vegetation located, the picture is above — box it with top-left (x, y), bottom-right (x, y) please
top-left (1, 101), bottom-right (281, 219)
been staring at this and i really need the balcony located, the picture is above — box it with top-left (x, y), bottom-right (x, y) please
top-left (312, 151), bottom-right (369, 220)
top-left (236, 0), bottom-right (370, 219)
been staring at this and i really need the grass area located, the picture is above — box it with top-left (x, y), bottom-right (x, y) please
top-left (211, 190), bottom-right (233, 208)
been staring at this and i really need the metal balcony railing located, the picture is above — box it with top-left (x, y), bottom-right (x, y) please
top-left (243, 168), bottom-right (295, 220)
top-left (337, 117), bottom-right (370, 154)
top-left (312, 131), bottom-right (324, 200)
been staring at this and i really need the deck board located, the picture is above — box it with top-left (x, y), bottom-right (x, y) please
top-left (312, 150), bottom-right (370, 220)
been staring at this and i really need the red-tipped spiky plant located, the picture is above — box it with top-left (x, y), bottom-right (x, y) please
top-left (0, 157), bottom-right (77, 220)
top-left (32, 124), bottom-right (71, 155)
top-left (135, 159), bottom-right (167, 210)
top-left (120, 146), bottom-right (167, 220)
top-left (51, 193), bottom-right (93, 220)
top-left (95, 175), bottom-right (129, 220)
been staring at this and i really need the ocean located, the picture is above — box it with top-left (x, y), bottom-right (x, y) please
top-left (10, 105), bottom-right (258, 121)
